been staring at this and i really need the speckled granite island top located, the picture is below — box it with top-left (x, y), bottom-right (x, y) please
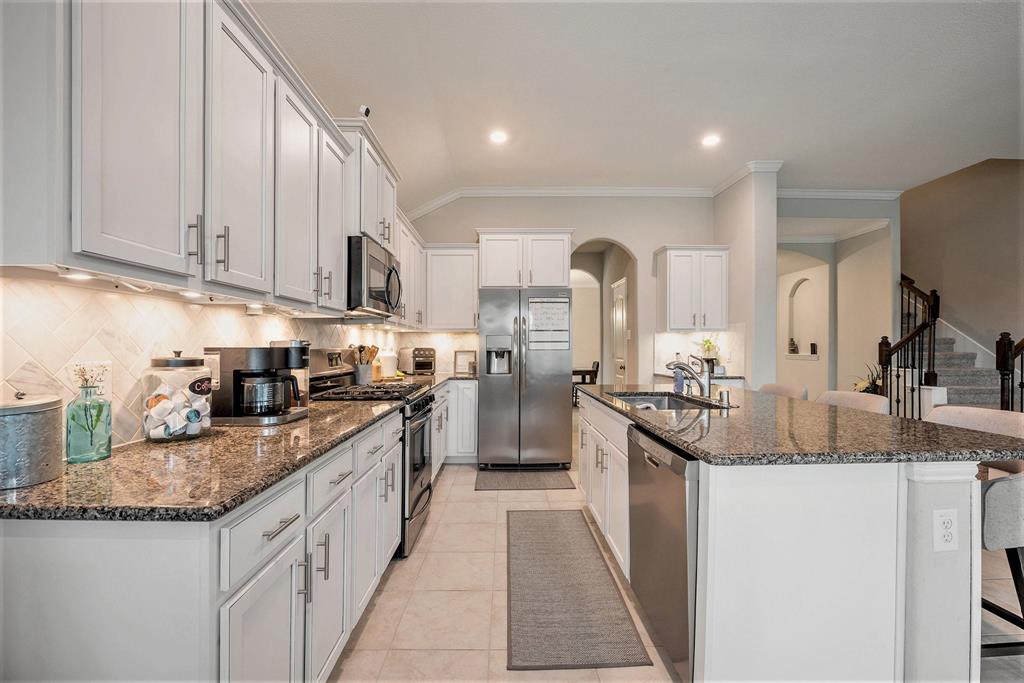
top-left (579, 384), bottom-right (1024, 466)
top-left (0, 400), bottom-right (403, 522)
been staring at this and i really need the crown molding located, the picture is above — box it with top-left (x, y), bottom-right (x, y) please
top-left (777, 188), bottom-right (902, 201)
top-left (405, 186), bottom-right (713, 221)
top-left (712, 160), bottom-right (785, 197)
top-left (778, 218), bottom-right (890, 244)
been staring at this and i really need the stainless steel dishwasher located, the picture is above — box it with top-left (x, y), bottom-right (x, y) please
top-left (627, 425), bottom-right (699, 682)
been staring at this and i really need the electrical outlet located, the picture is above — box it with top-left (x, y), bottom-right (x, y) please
top-left (932, 509), bottom-right (959, 552)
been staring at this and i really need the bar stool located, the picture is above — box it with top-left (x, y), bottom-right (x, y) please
top-left (814, 390), bottom-right (889, 414)
top-left (926, 405), bottom-right (1024, 658)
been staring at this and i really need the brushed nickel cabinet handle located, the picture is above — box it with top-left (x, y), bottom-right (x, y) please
top-left (329, 470), bottom-right (352, 486)
top-left (702, 313), bottom-right (706, 327)
top-left (263, 512), bottom-right (300, 541)
top-left (529, 269), bottom-right (533, 285)
top-left (691, 313), bottom-right (696, 326)
top-left (313, 267), bottom-right (322, 296)
top-left (325, 271), bottom-right (333, 299)
top-left (388, 463), bottom-right (396, 492)
top-left (316, 533), bottom-right (330, 580)
top-left (379, 475), bottom-right (387, 501)
top-left (297, 552), bottom-right (311, 602)
top-left (369, 443), bottom-right (384, 455)
top-left (216, 226), bottom-right (230, 272)
top-left (392, 427), bottom-right (404, 437)
top-left (187, 214), bottom-right (204, 265)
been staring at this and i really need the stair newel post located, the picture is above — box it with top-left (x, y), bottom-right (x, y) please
top-left (879, 336), bottom-right (893, 413)
top-left (996, 332), bottom-right (1015, 411)
top-left (923, 289), bottom-right (939, 387)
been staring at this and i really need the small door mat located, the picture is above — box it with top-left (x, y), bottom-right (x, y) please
top-left (475, 469), bottom-right (575, 491)
top-left (506, 509), bottom-right (652, 670)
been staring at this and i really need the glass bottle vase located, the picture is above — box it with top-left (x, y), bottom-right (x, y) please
top-left (66, 386), bottom-right (112, 464)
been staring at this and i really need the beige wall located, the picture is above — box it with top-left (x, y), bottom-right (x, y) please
top-left (777, 258), bottom-right (830, 399)
top-left (901, 159), bottom-right (1024, 345)
top-left (413, 195), bottom-right (715, 382)
top-left (836, 228), bottom-right (893, 390)
top-left (570, 282), bottom-right (601, 369)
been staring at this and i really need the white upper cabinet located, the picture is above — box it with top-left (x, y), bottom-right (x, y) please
top-left (380, 169), bottom-right (399, 256)
top-left (360, 142), bottom-right (383, 245)
top-left (426, 248), bottom-right (478, 330)
top-left (478, 231), bottom-right (572, 287)
top-left (479, 234), bottom-right (524, 287)
top-left (699, 251), bottom-right (729, 330)
top-left (336, 121), bottom-right (401, 258)
top-left (207, 4), bottom-right (275, 293)
top-left (317, 133), bottom-right (349, 312)
top-left (656, 247), bottom-right (729, 332)
top-left (524, 234), bottom-right (571, 286)
top-left (398, 218), bottom-right (419, 326)
top-left (72, 0), bottom-right (203, 276)
top-left (274, 80), bottom-right (318, 303)
top-left (415, 242), bottom-right (427, 327)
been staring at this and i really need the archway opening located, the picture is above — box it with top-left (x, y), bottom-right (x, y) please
top-left (571, 239), bottom-right (637, 384)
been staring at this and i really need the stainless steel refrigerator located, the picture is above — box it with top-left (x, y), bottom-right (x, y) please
top-left (478, 288), bottom-right (572, 467)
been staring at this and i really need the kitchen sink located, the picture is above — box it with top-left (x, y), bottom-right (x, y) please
top-left (609, 393), bottom-right (709, 410)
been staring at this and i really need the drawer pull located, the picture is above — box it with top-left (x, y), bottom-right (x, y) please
top-left (644, 453), bottom-right (661, 468)
top-left (368, 443), bottom-right (384, 455)
top-left (316, 533), bottom-right (330, 580)
top-left (329, 470), bottom-right (353, 486)
top-left (262, 513), bottom-right (300, 541)
top-left (392, 427), bottom-right (404, 437)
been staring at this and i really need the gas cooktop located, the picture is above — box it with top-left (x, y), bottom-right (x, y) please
top-left (316, 382), bottom-right (427, 402)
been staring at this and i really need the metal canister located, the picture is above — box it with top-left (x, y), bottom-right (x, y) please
top-left (1, 393), bottom-right (64, 489)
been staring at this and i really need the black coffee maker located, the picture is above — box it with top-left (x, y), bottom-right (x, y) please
top-left (203, 346), bottom-right (310, 425)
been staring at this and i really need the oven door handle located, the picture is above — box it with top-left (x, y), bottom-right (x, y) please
top-left (407, 485), bottom-right (433, 524)
top-left (406, 413), bottom-right (432, 435)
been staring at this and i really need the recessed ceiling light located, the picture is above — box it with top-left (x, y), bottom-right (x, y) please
top-left (180, 290), bottom-right (202, 299)
top-left (701, 133), bottom-right (721, 148)
top-left (489, 130), bottom-right (508, 144)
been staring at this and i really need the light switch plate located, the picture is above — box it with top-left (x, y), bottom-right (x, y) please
top-left (932, 508), bottom-right (959, 552)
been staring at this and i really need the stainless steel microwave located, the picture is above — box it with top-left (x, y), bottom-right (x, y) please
top-left (347, 236), bottom-right (402, 317)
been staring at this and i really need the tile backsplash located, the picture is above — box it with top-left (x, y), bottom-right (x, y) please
top-left (0, 276), bottom-right (476, 446)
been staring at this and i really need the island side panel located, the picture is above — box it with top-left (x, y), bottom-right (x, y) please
top-left (1, 519), bottom-right (212, 681)
top-left (693, 462), bottom-right (900, 682)
top-left (902, 462), bottom-right (981, 683)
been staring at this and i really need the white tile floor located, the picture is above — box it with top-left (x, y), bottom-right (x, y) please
top-left (328, 429), bottom-right (674, 682)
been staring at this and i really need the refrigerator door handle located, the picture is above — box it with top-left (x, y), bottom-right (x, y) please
top-left (520, 315), bottom-right (527, 391)
top-left (512, 315), bottom-right (519, 394)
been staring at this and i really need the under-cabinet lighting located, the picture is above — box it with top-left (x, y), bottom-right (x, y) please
top-left (59, 271), bottom-right (94, 281)
top-left (180, 290), bottom-right (202, 299)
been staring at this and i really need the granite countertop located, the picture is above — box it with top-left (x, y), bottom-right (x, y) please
top-left (0, 400), bottom-right (404, 522)
top-left (579, 384), bottom-right (1024, 466)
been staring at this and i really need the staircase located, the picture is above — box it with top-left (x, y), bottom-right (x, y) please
top-left (932, 336), bottom-right (1003, 408)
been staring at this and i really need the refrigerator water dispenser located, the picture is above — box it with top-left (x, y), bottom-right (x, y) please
top-left (485, 336), bottom-right (512, 374)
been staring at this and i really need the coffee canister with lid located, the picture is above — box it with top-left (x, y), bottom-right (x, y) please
top-left (1, 393), bottom-right (64, 490)
top-left (142, 351), bottom-right (213, 441)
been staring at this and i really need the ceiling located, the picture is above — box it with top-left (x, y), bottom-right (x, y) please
top-left (778, 217), bottom-right (889, 243)
top-left (251, 1), bottom-right (1022, 215)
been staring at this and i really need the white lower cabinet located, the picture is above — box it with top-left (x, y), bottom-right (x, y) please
top-left (306, 492), bottom-right (350, 683)
top-left (220, 535), bottom-right (306, 683)
top-left (431, 397), bottom-right (449, 481)
top-left (578, 396), bottom-right (630, 577)
top-left (450, 381), bottom-right (478, 459)
top-left (352, 459), bottom-right (384, 618)
top-left (379, 444), bottom-right (403, 571)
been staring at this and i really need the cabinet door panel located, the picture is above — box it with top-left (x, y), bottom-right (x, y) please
top-left (398, 223), bottom-right (417, 324)
top-left (360, 142), bottom-right (382, 242)
top-left (352, 463), bottom-right (383, 619)
top-left (74, 0), bottom-right (201, 275)
top-left (380, 169), bottom-right (398, 255)
top-left (416, 244), bottom-right (427, 326)
top-left (668, 252), bottom-right (698, 330)
top-left (379, 445), bottom-right (402, 571)
top-left (605, 442), bottom-right (630, 578)
top-left (308, 494), bottom-right (349, 683)
top-left (479, 235), bottom-right (523, 287)
top-left (455, 382), bottom-right (478, 456)
top-left (318, 133), bottom-right (348, 312)
top-left (699, 251), bottom-right (729, 330)
top-left (525, 235), bottom-right (570, 287)
top-left (589, 432), bottom-right (607, 531)
top-left (220, 536), bottom-right (305, 683)
top-left (579, 421), bottom-right (591, 505)
top-left (208, 4), bottom-right (274, 292)
top-left (275, 82), bottom-right (318, 303)
top-left (426, 250), bottom-right (478, 330)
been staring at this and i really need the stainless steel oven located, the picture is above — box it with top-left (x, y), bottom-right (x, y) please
top-left (348, 236), bottom-right (402, 317)
top-left (400, 391), bottom-right (433, 557)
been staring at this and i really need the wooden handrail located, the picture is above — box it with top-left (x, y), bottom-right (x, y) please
top-left (888, 322), bottom-right (930, 355)
top-left (899, 277), bottom-right (931, 303)
top-left (880, 274), bottom-right (941, 419)
top-left (996, 332), bottom-right (1024, 411)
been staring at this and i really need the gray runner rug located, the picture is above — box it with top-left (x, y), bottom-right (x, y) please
top-left (506, 509), bottom-right (652, 670)
top-left (475, 469), bottom-right (575, 491)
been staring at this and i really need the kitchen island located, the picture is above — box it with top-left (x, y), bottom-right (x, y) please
top-left (578, 384), bottom-right (1024, 682)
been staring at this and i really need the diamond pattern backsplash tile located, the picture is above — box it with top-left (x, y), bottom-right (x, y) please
top-left (0, 275), bottom-right (477, 447)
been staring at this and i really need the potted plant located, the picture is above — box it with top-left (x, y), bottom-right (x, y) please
top-left (853, 364), bottom-right (884, 395)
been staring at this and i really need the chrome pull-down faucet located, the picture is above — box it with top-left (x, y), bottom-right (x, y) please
top-left (665, 357), bottom-right (715, 397)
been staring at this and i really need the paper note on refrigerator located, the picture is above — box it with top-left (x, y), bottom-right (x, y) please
top-left (529, 299), bottom-right (570, 331)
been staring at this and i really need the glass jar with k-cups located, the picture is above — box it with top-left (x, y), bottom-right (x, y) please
top-left (142, 352), bottom-right (213, 441)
